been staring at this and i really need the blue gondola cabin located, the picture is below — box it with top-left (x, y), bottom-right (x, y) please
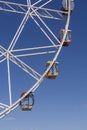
top-left (45, 61), bottom-right (59, 79)
top-left (62, 0), bottom-right (74, 15)
top-left (59, 29), bottom-right (72, 46)
top-left (19, 92), bottom-right (34, 111)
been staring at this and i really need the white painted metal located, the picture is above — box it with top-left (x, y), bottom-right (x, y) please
top-left (0, 0), bottom-right (72, 118)
top-left (7, 53), bottom-right (12, 106)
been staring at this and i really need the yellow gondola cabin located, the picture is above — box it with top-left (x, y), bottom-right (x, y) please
top-left (45, 61), bottom-right (59, 79)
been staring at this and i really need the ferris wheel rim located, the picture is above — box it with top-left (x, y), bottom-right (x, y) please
top-left (0, 0), bottom-right (71, 119)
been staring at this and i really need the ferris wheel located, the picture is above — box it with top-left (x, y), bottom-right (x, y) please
top-left (0, 0), bottom-right (74, 118)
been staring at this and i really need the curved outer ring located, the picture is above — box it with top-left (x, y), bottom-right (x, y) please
top-left (0, 0), bottom-right (71, 118)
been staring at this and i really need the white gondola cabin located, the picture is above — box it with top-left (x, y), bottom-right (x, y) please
top-left (59, 29), bottom-right (72, 46)
top-left (20, 92), bottom-right (34, 111)
top-left (45, 61), bottom-right (59, 79)
top-left (62, 0), bottom-right (74, 15)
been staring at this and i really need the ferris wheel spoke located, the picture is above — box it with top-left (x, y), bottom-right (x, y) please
top-left (7, 54), bottom-right (12, 106)
top-left (34, 11), bottom-right (63, 21)
top-left (9, 53), bottom-right (41, 80)
top-left (0, 0), bottom-right (52, 15)
top-left (32, 6), bottom-right (65, 21)
top-left (0, 45), bottom-right (6, 54)
top-left (0, 45), bottom-right (41, 80)
top-left (11, 45), bottom-right (60, 57)
top-left (0, 0), bottom-right (28, 14)
top-left (11, 45), bottom-right (59, 52)
top-left (8, 9), bottom-right (30, 51)
top-left (0, 45), bottom-right (13, 106)
top-left (31, 0), bottom-right (42, 6)
top-left (31, 15), bottom-right (57, 46)
top-left (14, 50), bottom-right (56, 57)
top-left (0, 103), bottom-right (9, 109)
top-left (0, 57), bottom-right (6, 63)
top-left (31, 8), bottom-right (61, 45)
top-left (0, 0), bottom-right (67, 22)
top-left (0, 45), bottom-right (7, 63)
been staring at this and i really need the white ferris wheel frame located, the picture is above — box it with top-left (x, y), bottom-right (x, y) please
top-left (0, 0), bottom-right (71, 118)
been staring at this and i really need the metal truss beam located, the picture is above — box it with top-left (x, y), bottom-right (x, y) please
top-left (0, 0), bottom-right (65, 20)
top-left (0, 45), bottom-right (41, 80)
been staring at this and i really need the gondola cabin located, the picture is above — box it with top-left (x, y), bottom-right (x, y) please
top-left (19, 92), bottom-right (34, 111)
top-left (45, 61), bottom-right (59, 79)
top-left (59, 29), bottom-right (72, 46)
top-left (62, 0), bottom-right (74, 15)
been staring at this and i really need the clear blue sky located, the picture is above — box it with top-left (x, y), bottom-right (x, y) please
top-left (0, 0), bottom-right (87, 130)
